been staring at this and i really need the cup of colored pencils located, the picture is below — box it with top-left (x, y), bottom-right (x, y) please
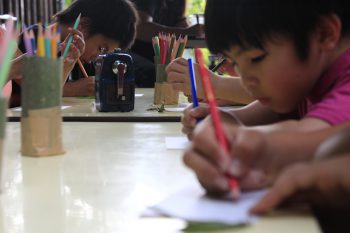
top-left (21, 23), bottom-right (65, 157)
top-left (152, 32), bottom-right (188, 105)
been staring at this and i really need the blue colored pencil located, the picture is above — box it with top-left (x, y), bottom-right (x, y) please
top-left (188, 58), bottom-right (199, 107)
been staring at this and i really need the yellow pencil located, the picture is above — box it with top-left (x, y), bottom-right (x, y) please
top-left (37, 24), bottom-right (45, 57)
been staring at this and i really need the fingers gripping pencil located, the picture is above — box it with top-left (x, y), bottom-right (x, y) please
top-left (194, 48), bottom-right (240, 199)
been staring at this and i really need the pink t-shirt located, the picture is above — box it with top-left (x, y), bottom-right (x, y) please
top-left (299, 48), bottom-right (350, 125)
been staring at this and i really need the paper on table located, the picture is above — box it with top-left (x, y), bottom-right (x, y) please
top-left (12, 106), bottom-right (71, 112)
top-left (165, 103), bottom-right (190, 112)
top-left (164, 107), bottom-right (185, 112)
top-left (165, 137), bottom-right (189, 150)
top-left (146, 184), bottom-right (267, 225)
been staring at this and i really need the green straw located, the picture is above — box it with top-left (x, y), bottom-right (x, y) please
top-left (0, 40), bottom-right (18, 87)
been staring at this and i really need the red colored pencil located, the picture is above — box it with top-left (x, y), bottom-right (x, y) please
top-left (194, 48), bottom-right (240, 198)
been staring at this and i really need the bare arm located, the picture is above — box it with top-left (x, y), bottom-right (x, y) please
top-left (229, 101), bottom-right (282, 126)
top-left (167, 58), bottom-right (253, 104)
top-left (213, 75), bottom-right (254, 104)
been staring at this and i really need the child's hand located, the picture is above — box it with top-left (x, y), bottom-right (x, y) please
top-left (250, 156), bottom-right (350, 214)
top-left (63, 77), bottom-right (95, 97)
top-left (166, 58), bottom-right (204, 99)
top-left (61, 28), bottom-right (85, 64)
top-left (217, 60), bottom-right (239, 76)
top-left (183, 112), bottom-right (246, 196)
top-left (183, 118), bottom-right (236, 196)
top-left (181, 103), bottom-right (210, 139)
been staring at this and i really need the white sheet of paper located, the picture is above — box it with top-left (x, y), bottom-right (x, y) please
top-left (135, 93), bottom-right (144, 97)
top-left (165, 137), bottom-right (189, 150)
top-left (164, 107), bottom-right (185, 112)
top-left (146, 185), bottom-right (267, 225)
top-left (11, 106), bottom-right (71, 112)
top-left (165, 103), bottom-right (191, 112)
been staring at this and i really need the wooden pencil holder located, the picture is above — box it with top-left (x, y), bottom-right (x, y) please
top-left (21, 57), bottom-right (65, 157)
top-left (154, 63), bottom-right (179, 105)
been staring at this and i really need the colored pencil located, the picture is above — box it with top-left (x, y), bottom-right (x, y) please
top-left (211, 58), bottom-right (227, 72)
top-left (77, 59), bottom-right (89, 79)
top-left (44, 24), bottom-right (52, 58)
top-left (0, 19), bottom-right (19, 87)
top-left (23, 26), bottom-right (33, 56)
top-left (51, 25), bottom-right (57, 59)
top-left (29, 29), bottom-right (36, 55)
top-left (0, 19), bottom-right (14, 65)
top-left (194, 48), bottom-right (240, 197)
top-left (188, 58), bottom-right (199, 108)
top-left (62, 13), bottom-right (81, 58)
top-left (37, 24), bottom-right (45, 57)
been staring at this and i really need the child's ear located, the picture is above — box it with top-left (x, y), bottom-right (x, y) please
top-left (77, 17), bottom-right (90, 37)
top-left (316, 14), bottom-right (341, 51)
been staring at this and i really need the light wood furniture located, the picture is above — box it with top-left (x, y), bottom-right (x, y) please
top-left (0, 122), bottom-right (320, 233)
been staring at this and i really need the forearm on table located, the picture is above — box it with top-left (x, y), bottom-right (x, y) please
top-left (264, 127), bottom-right (340, 165)
top-left (229, 101), bottom-right (281, 126)
top-left (213, 75), bottom-right (254, 104)
top-left (251, 117), bottom-right (331, 135)
top-left (62, 82), bottom-right (77, 97)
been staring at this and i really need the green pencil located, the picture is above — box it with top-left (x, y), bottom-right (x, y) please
top-left (0, 40), bottom-right (18, 87)
top-left (63, 13), bottom-right (81, 58)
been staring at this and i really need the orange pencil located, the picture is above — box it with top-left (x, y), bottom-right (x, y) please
top-left (77, 59), bottom-right (89, 79)
top-left (51, 25), bottom-right (57, 59)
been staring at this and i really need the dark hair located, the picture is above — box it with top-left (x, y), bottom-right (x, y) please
top-left (155, 0), bottom-right (187, 26)
top-left (54, 0), bottom-right (138, 49)
top-left (205, 0), bottom-right (350, 60)
top-left (130, 0), bottom-right (165, 17)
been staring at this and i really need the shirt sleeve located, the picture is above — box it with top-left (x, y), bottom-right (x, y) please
top-left (305, 75), bottom-right (350, 125)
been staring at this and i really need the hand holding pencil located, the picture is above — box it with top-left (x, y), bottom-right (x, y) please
top-left (60, 27), bottom-right (85, 64)
top-left (183, 49), bottom-right (241, 200)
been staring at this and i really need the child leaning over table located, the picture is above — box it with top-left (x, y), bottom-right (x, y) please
top-left (182, 0), bottom-right (350, 198)
top-left (7, 0), bottom-right (138, 107)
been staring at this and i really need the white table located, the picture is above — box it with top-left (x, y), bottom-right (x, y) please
top-left (0, 122), bottom-right (320, 233)
top-left (9, 89), bottom-right (184, 122)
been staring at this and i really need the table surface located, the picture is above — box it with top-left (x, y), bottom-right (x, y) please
top-left (8, 88), bottom-right (184, 122)
top-left (0, 122), bottom-right (321, 233)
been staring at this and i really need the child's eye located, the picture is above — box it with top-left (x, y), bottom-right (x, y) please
top-left (251, 54), bottom-right (266, 63)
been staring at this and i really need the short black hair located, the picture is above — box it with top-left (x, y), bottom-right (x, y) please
top-left (54, 0), bottom-right (138, 49)
top-left (205, 0), bottom-right (350, 60)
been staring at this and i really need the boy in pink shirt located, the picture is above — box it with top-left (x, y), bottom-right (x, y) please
top-left (301, 49), bottom-right (350, 125)
top-left (182, 0), bottom-right (350, 202)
